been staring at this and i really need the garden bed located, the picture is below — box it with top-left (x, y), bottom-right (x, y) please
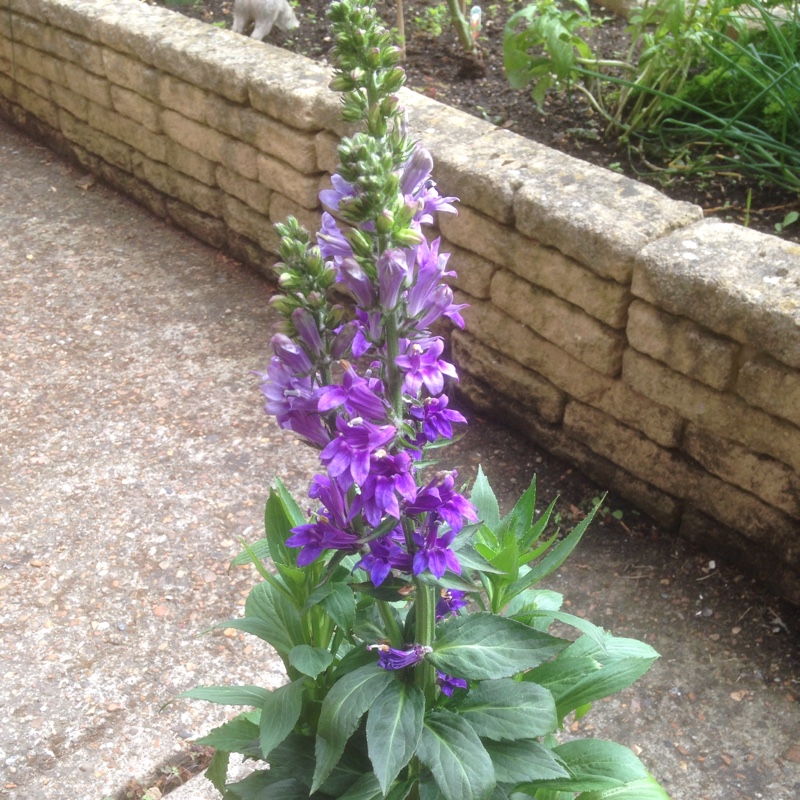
top-left (155, 0), bottom-right (800, 243)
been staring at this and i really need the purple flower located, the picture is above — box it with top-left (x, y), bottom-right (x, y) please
top-left (368, 643), bottom-right (432, 670)
top-left (291, 308), bottom-right (324, 355)
top-left (317, 212), bottom-right (353, 261)
top-left (317, 363), bottom-right (386, 421)
top-left (320, 416), bottom-right (396, 488)
top-left (377, 248), bottom-right (410, 311)
top-left (408, 470), bottom-right (477, 535)
top-left (410, 395), bottom-right (467, 444)
top-left (416, 285), bottom-right (467, 330)
top-left (355, 533), bottom-right (413, 586)
top-left (407, 237), bottom-right (453, 318)
top-left (435, 589), bottom-right (467, 621)
top-left (286, 516), bottom-right (360, 566)
top-left (412, 517), bottom-right (461, 579)
top-left (400, 147), bottom-right (435, 195)
top-left (436, 671), bottom-right (468, 697)
top-left (339, 257), bottom-right (375, 308)
top-left (271, 333), bottom-right (313, 375)
top-left (330, 321), bottom-right (358, 359)
top-left (350, 449), bottom-right (417, 526)
top-left (396, 338), bottom-right (458, 397)
top-left (319, 175), bottom-right (356, 212)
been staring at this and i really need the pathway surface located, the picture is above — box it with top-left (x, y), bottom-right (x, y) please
top-left (1, 116), bottom-right (798, 800)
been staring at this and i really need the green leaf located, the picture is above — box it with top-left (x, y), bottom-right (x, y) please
top-left (204, 749), bottom-right (229, 794)
top-left (289, 645), bottom-right (334, 679)
top-left (321, 582), bottom-right (357, 631)
top-left (471, 466), bottom-right (501, 531)
top-left (483, 739), bottom-right (568, 784)
top-left (195, 710), bottom-right (261, 757)
top-left (578, 775), bottom-right (671, 798)
top-left (456, 679), bottom-right (557, 741)
top-left (174, 685), bottom-right (271, 708)
top-left (224, 771), bottom-right (308, 800)
top-left (260, 679), bottom-right (306, 759)
top-left (497, 475), bottom-right (537, 545)
top-left (367, 680), bottom-right (425, 794)
top-left (504, 588), bottom-right (563, 631)
top-left (523, 656), bottom-right (601, 708)
top-left (312, 664), bottom-right (394, 792)
top-left (230, 537), bottom-right (270, 568)
top-left (264, 485), bottom-right (297, 568)
top-left (335, 772), bottom-right (415, 800)
top-left (417, 711), bottom-right (495, 800)
top-left (430, 613), bottom-right (567, 680)
top-left (245, 580), bottom-right (305, 655)
top-left (518, 739), bottom-right (650, 792)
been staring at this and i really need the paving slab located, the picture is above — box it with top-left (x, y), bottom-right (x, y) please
top-left (1, 116), bottom-right (798, 800)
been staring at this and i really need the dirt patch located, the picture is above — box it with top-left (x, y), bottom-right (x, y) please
top-left (154, 0), bottom-right (799, 242)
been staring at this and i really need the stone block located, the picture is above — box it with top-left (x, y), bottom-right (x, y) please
top-left (736, 354), bottom-right (800, 428)
top-left (222, 194), bottom-right (276, 252)
top-left (88, 102), bottom-right (167, 162)
top-left (12, 64), bottom-right (51, 102)
top-left (94, 156), bottom-right (167, 219)
top-left (101, 49), bottom-right (160, 101)
top-left (219, 138), bottom-right (259, 181)
top-left (627, 299), bottom-right (738, 390)
top-left (167, 141), bottom-right (217, 186)
top-left (158, 74), bottom-right (210, 123)
top-left (48, 29), bottom-right (106, 76)
top-left (133, 153), bottom-right (221, 217)
top-left (491, 269), bottom-right (626, 375)
top-left (633, 219), bottom-right (800, 369)
top-left (162, 109), bottom-right (227, 164)
top-left (511, 244), bottom-right (631, 329)
top-left (441, 240), bottom-right (496, 300)
top-left (110, 85), bottom-right (161, 133)
top-left (16, 84), bottom-right (58, 128)
top-left (205, 96), bottom-right (319, 174)
top-left (452, 331), bottom-right (566, 424)
top-left (683, 424), bottom-right (800, 519)
top-left (462, 298), bottom-right (682, 447)
top-left (59, 108), bottom-right (133, 171)
top-left (623, 348), bottom-right (800, 472)
top-left (226, 229), bottom-right (276, 273)
top-left (51, 83), bottom-right (89, 122)
top-left (217, 166), bottom-right (271, 215)
top-left (268, 193), bottom-right (321, 237)
top-left (315, 130), bottom-right (340, 174)
top-left (256, 153), bottom-right (321, 210)
top-left (166, 198), bottom-right (227, 249)
top-left (63, 61), bottom-right (112, 107)
top-left (514, 157), bottom-right (702, 282)
top-left (13, 41), bottom-right (63, 85)
top-left (562, 400), bottom-right (698, 498)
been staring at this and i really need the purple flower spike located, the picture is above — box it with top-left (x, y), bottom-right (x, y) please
top-left (291, 308), bottom-right (324, 355)
top-left (396, 338), bottom-right (459, 397)
top-left (436, 671), bottom-right (468, 697)
top-left (317, 363), bottom-right (386, 421)
top-left (377, 248), bottom-right (409, 311)
top-left (368, 643), bottom-right (432, 670)
top-left (412, 518), bottom-right (461, 580)
top-left (339, 258), bottom-right (375, 308)
top-left (355, 534), bottom-right (413, 586)
top-left (320, 416), bottom-right (396, 488)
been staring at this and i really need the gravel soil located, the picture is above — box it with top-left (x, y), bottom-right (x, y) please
top-left (153, 0), bottom-right (800, 242)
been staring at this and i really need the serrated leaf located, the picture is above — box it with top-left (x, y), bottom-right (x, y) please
top-left (195, 710), bottom-right (261, 756)
top-left (456, 679), bottom-right (557, 740)
top-left (367, 680), bottom-right (425, 794)
top-left (519, 739), bottom-right (650, 792)
top-left (417, 711), bottom-right (495, 800)
top-left (224, 771), bottom-right (308, 800)
top-left (320, 581), bottom-right (357, 631)
top-left (504, 588), bottom-right (563, 631)
top-left (312, 664), bottom-right (394, 792)
top-left (497, 475), bottom-right (537, 545)
top-left (204, 749), bottom-right (230, 794)
top-left (245, 580), bottom-right (305, 656)
top-left (260, 679), bottom-right (305, 758)
top-left (289, 645), bottom-right (334, 679)
top-left (578, 775), bottom-right (671, 799)
top-left (483, 739), bottom-right (569, 783)
top-left (335, 772), bottom-right (415, 800)
top-left (471, 466), bottom-right (501, 531)
top-left (174, 685), bottom-right (271, 708)
top-left (430, 613), bottom-right (567, 680)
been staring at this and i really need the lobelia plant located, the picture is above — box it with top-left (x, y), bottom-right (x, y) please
top-left (177, 2), bottom-right (670, 798)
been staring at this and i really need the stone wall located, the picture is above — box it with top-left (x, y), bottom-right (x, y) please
top-left (2, 0), bottom-right (799, 603)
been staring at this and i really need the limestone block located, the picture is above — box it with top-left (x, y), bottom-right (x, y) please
top-left (315, 130), bottom-right (340, 175)
top-left (440, 240), bottom-right (496, 300)
top-left (563, 400), bottom-right (699, 497)
top-left (222, 194), bottom-right (276, 252)
top-left (162, 110), bottom-right (227, 165)
top-left (627, 299), bottom-right (739, 390)
top-left (8, 14), bottom-right (54, 57)
top-left (13, 42), bottom-right (63, 85)
top-left (59, 108), bottom-right (133, 171)
top-left (220, 138), bottom-right (259, 181)
top-left (88, 101), bottom-right (166, 162)
top-left (491, 269), bottom-right (626, 375)
top-left (110, 85), bottom-right (161, 133)
top-left (217, 166), bottom-right (271, 215)
top-left (268, 193), bottom-right (321, 237)
top-left (205, 96), bottom-right (319, 174)
top-left (257, 152), bottom-right (321, 209)
top-left (167, 141), bottom-right (217, 186)
top-left (623, 348), bottom-right (800, 472)
top-left (51, 83), bottom-right (89, 122)
top-left (12, 64), bottom-right (51, 102)
top-left (691, 472), bottom-right (800, 566)
top-left (511, 243), bottom-right (631, 329)
top-left (452, 331), bottom-right (566, 424)
top-left (683, 424), bottom-right (800, 519)
top-left (158, 74), bottom-right (210, 123)
top-left (633, 219), bottom-right (800, 369)
top-left (48, 29), bottom-right (106, 76)
top-left (101, 49), bottom-right (160, 101)
top-left (63, 61), bottom-right (112, 107)
top-left (133, 153), bottom-right (222, 217)
top-left (16, 84), bottom-right (58, 128)
top-left (94, 156), bottom-right (167, 219)
top-left (166, 198), bottom-right (227, 249)
top-left (736, 354), bottom-right (800, 428)
top-left (462, 298), bottom-right (683, 447)
top-left (458, 374), bottom-right (682, 529)
top-left (514, 158), bottom-right (702, 282)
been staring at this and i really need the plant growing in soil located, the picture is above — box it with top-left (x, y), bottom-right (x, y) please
top-left (179, 2), bottom-right (669, 797)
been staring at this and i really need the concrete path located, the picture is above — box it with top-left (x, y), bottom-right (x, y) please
top-left (1, 116), bottom-right (798, 800)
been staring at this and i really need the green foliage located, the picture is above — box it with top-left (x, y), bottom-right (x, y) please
top-left (412, 1), bottom-right (452, 38)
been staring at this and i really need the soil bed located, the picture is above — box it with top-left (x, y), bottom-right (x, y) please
top-left (155, 0), bottom-right (799, 242)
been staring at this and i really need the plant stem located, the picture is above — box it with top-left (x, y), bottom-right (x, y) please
top-left (413, 577), bottom-right (437, 703)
